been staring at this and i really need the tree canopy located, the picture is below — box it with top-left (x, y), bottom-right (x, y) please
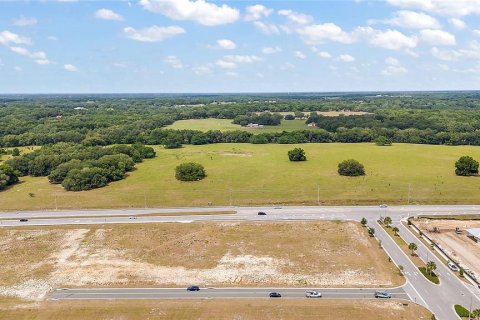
top-left (338, 159), bottom-right (365, 176)
top-left (455, 156), bottom-right (479, 176)
top-left (288, 148), bottom-right (307, 161)
top-left (175, 162), bottom-right (206, 181)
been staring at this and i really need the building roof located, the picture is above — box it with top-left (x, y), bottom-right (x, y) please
top-left (467, 228), bottom-right (480, 238)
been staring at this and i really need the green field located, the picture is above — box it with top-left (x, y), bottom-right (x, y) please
top-left (1, 143), bottom-right (480, 210)
top-left (165, 118), bottom-right (316, 133)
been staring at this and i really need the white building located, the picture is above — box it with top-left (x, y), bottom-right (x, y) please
top-left (466, 228), bottom-right (480, 242)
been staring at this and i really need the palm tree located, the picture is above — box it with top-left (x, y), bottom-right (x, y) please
top-left (361, 217), bottom-right (367, 227)
top-left (384, 216), bottom-right (392, 227)
top-left (427, 261), bottom-right (437, 276)
top-left (471, 309), bottom-right (480, 320)
top-left (408, 242), bottom-right (418, 256)
top-left (392, 226), bottom-right (399, 236)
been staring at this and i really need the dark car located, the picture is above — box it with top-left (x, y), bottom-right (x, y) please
top-left (269, 292), bottom-right (282, 298)
top-left (19, 218), bottom-right (28, 222)
top-left (374, 291), bottom-right (391, 299)
top-left (187, 286), bottom-right (200, 291)
top-left (258, 211), bottom-right (267, 216)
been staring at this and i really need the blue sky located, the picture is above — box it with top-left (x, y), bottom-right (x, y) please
top-left (1, 0), bottom-right (480, 93)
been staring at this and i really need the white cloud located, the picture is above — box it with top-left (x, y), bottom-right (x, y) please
top-left (279, 62), bottom-right (295, 70)
top-left (192, 65), bottom-right (212, 75)
top-left (253, 21), bottom-right (280, 35)
top-left (448, 18), bottom-right (466, 30)
top-left (225, 71), bottom-right (238, 77)
top-left (386, 0), bottom-right (480, 17)
top-left (381, 65), bottom-right (408, 75)
top-left (297, 23), bottom-right (353, 45)
top-left (217, 39), bottom-right (236, 50)
top-left (245, 4), bottom-right (272, 21)
top-left (419, 29), bottom-right (456, 46)
top-left (385, 57), bottom-right (401, 66)
top-left (47, 36), bottom-right (58, 41)
top-left (474, 30), bottom-right (480, 37)
top-left (431, 47), bottom-right (460, 61)
top-left (431, 41), bottom-right (480, 61)
top-left (164, 55), bottom-right (183, 69)
top-left (318, 51), bottom-right (332, 58)
top-left (223, 55), bottom-right (262, 63)
top-left (294, 51), bottom-right (306, 59)
top-left (9, 46), bottom-right (50, 64)
top-left (262, 46), bottom-right (282, 54)
top-left (0, 30), bottom-right (31, 45)
top-left (382, 10), bottom-right (441, 29)
top-left (64, 64), bottom-right (78, 72)
top-left (216, 59), bottom-right (237, 69)
top-left (12, 16), bottom-right (37, 27)
top-left (95, 9), bottom-right (124, 21)
top-left (336, 54), bottom-right (355, 62)
top-left (278, 9), bottom-right (313, 25)
top-left (139, 0), bottom-right (239, 26)
top-left (369, 29), bottom-right (418, 50)
top-left (123, 25), bottom-right (185, 42)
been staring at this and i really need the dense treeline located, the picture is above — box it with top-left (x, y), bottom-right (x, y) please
top-left (2, 92), bottom-right (480, 148)
top-left (5, 143), bottom-right (155, 191)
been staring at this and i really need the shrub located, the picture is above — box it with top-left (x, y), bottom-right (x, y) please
top-left (284, 114), bottom-right (295, 120)
top-left (338, 159), bottom-right (365, 176)
top-left (288, 148), bottom-right (307, 161)
top-left (175, 162), bottom-right (206, 181)
top-left (455, 156), bottom-right (479, 176)
top-left (374, 136), bottom-right (392, 146)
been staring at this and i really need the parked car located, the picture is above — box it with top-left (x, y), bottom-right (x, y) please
top-left (19, 218), bottom-right (28, 222)
top-left (379, 204), bottom-right (388, 208)
top-left (305, 290), bottom-right (322, 298)
top-left (187, 285), bottom-right (200, 291)
top-left (269, 292), bottom-right (282, 298)
top-left (448, 261), bottom-right (459, 272)
top-left (374, 291), bottom-right (391, 299)
top-left (257, 211), bottom-right (267, 216)
top-left (128, 216), bottom-right (137, 220)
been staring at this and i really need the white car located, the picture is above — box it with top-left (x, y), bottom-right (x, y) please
top-left (305, 290), bottom-right (322, 298)
top-left (379, 204), bottom-right (388, 208)
top-left (448, 261), bottom-right (459, 272)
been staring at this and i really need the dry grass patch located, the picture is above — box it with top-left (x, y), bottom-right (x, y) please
top-left (0, 299), bottom-right (431, 320)
top-left (0, 221), bottom-right (403, 301)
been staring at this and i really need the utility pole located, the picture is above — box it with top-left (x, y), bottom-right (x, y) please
top-left (229, 188), bottom-right (233, 207)
top-left (54, 194), bottom-right (58, 211)
top-left (407, 183), bottom-right (411, 204)
top-left (317, 184), bottom-right (320, 206)
top-left (144, 191), bottom-right (147, 209)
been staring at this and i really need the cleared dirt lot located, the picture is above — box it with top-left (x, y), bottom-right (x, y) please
top-left (416, 218), bottom-right (480, 277)
top-left (0, 298), bottom-right (431, 320)
top-left (0, 221), bottom-right (402, 301)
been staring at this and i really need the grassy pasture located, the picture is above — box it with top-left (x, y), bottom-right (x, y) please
top-left (1, 143), bottom-right (480, 210)
top-left (165, 118), bottom-right (316, 133)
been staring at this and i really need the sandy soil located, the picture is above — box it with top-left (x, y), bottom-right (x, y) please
top-left (0, 221), bottom-right (402, 301)
top-left (416, 219), bottom-right (480, 278)
top-left (0, 299), bottom-right (432, 320)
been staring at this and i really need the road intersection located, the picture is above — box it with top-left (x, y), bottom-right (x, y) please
top-left (2, 205), bottom-right (480, 319)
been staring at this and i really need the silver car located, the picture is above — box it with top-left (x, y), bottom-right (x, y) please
top-left (305, 290), bottom-right (322, 298)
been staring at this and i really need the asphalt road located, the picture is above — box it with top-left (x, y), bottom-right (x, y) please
top-left (3, 204), bottom-right (480, 320)
top-left (50, 287), bottom-right (409, 300)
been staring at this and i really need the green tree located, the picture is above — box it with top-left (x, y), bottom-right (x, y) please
top-left (383, 216), bottom-right (392, 228)
top-left (360, 217), bottom-right (367, 227)
top-left (175, 162), bottom-right (206, 181)
top-left (0, 164), bottom-right (20, 190)
top-left (288, 148), bottom-right (307, 162)
top-left (398, 265), bottom-right (404, 276)
top-left (11, 148), bottom-right (20, 156)
top-left (368, 227), bottom-right (375, 237)
top-left (471, 309), bottom-right (480, 320)
top-left (455, 156), bottom-right (479, 176)
top-left (338, 159), bottom-right (365, 176)
top-left (61, 167), bottom-right (109, 191)
top-left (374, 136), bottom-right (392, 146)
top-left (284, 114), bottom-right (295, 120)
top-left (408, 242), bottom-right (418, 256)
top-left (392, 226), bottom-right (399, 236)
top-left (426, 261), bottom-right (437, 276)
